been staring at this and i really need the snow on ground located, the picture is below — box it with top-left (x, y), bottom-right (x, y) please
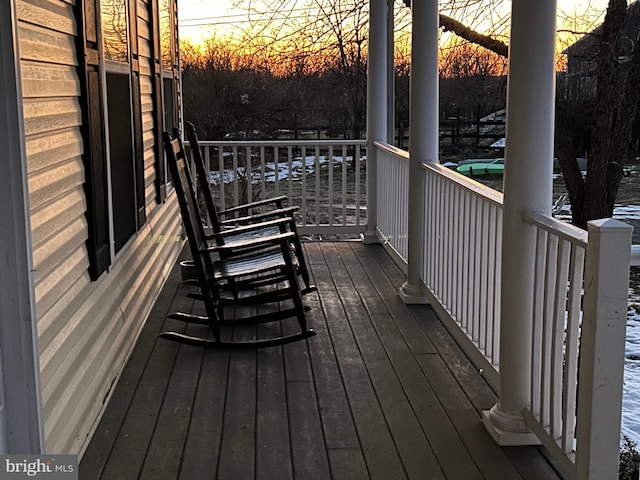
top-left (625, 243), bottom-right (640, 445)
top-left (624, 305), bottom-right (640, 445)
top-left (208, 155), bottom-right (356, 185)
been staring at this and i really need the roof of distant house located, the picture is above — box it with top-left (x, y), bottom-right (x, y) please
top-left (563, 1), bottom-right (640, 56)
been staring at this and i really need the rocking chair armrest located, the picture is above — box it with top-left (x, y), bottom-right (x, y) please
top-left (218, 195), bottom-right (289, 216)
top-left (216, 217), bottom-right (293, 238)
top-left (219, 206), bottom-right (299, 226)
top-left (202, 231), bottom-right (295, 254)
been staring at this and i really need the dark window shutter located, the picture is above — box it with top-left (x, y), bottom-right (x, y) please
top-left (129, 0), bottom-right (147, 227)
top-left (150, 0), bottom-right (167, 203)
top-left (170, 0), bottom-right (180, 129)
top-left (76, 0), bottom-right (110, 280)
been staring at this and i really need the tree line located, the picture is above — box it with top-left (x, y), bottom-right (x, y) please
top-left (181, 38), bottom-right (507, 142)
top-left (181, 40), bottom-right (365, 140)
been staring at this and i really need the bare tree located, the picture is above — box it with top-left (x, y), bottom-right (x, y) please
top-left (229, 0), bottom-right (383, 138)
top-left (557, 0), bottom-right (640, 227)
top-left (438, 41), bottom-right (507, 127)
top-left (402, 0), bottom-right (639, 227)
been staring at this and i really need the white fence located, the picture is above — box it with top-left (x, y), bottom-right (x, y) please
top-left (373, 142), bottom-right (633, 479)
top-left (194, 140), bottom-right (367, 235)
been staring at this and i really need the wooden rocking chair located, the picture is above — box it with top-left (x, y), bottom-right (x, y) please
top-left (182, 122), bottom-right (315, 294)
top-left (160, 130), bottom-right (315, 349)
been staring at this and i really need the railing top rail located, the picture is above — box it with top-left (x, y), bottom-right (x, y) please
top-left (524, 211), bottom-right (588, 248)
top-left (421, 161), bottom-right (504, 207)
top-left (374, 140), bottom-right (504, 207)
top-left (374, 141), bottom-right (410, 160)
top-left (198, 139), bottom-right (368, 147)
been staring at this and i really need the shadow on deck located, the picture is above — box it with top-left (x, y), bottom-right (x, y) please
top-left (80, 242), bottom-right (561, 480)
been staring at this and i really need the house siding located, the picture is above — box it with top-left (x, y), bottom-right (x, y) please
top-left (17, 0), bottom-right (183, 455)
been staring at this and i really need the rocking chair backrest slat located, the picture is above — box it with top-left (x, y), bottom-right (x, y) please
top-left (163, 131), bottom-right (217, 291)
top-left (183, 123), bottom-right (223, 233)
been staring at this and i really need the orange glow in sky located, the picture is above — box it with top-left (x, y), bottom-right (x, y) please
top-left (178, 0), bottom-right (610, 47)
top-left (178, 0), bottom-right (266, 44)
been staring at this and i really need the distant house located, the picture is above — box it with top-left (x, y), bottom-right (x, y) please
top-left (1, 0), bottom-right (184, 455)
top-left (563, 1), bottom-right (640, 100)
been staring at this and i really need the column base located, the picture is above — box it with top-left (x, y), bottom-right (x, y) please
top-left (482, 405), bottom-right (540, 446)
top-left (361, 230), bottom-right (379, 245)
top-left (399, 281), bottom-right (429, 304)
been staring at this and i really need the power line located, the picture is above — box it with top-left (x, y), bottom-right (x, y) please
top-left (178, 3), bottom-right (373, 26)
top-left (179, 6), bottom-right (327, 23)
top-left (180, 15), bottom-right (322, 27)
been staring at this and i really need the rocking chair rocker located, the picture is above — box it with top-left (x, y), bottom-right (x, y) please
top-left (160, 130), bottom-right (315, 349)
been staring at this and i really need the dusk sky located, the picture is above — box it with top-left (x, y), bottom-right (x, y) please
top-left (177, 0), bottom-right (610, 46)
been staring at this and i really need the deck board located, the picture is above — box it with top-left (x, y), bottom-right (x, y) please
top-left (79, 242), bottom-right (563, 480)
top-left (178, 346), bottom-right (229, 479)
top-left (255, 323), bottom-right (292, 480)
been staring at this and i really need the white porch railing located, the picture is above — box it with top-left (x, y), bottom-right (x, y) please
top-left (520, 212), bottom-right (587, 478)
top-left (375, 142), bottom-right (410, 264)
top-left (373, 142), bottom-right (632, 479)
top-left (374, 142), bottom-right (503, 384)
top-left (517, 213), bottom-right (633, 479)
top-left (421, 162), bottom-right (503, 381)
top-left (194, 140), bottom-right (367, 235)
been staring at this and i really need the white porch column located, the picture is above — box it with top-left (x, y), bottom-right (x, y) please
top-left (399, 0), bottom-right (438, 304)
top-left (482, 0), bottom-right (557, 444)
top-left (0, 0), bottom-right (45, 453)
top-left (363, 0), bottom-right (388, 243)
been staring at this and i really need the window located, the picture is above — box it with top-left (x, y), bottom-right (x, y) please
top-left (151, 0), bottom-right (180, 202)
top-left (159, 0), bottom-right (173, 72)
top-left (76, 0), bottom-right (173, 279)
top-left (101, 0), bottom-right (128, 62)
top-left (101, 0), bottom-right (139, 254)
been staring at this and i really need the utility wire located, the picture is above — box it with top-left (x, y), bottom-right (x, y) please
top-left (183, 5), bottom-right (318, 21)
top-left (180, 15), bottom-right (321, 27)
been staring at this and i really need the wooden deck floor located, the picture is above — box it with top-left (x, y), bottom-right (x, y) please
top-left (80, 241), bottom-right (562, 480)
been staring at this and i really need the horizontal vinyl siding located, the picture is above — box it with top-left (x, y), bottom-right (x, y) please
top-left (17, 0), bottom-right (75, 35)
top-left (17, 0), bottom-right (183, 455)
top-left (142, 70), bottom-right (159, 207)
top-left (21, 61), bottom-right (80, 97)
top-left (42, 202), bottom-right (182, 454)
top-left (23, 98), bottom-right (82, 136)
top-left (19, 22), bottom-right (77, 64)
